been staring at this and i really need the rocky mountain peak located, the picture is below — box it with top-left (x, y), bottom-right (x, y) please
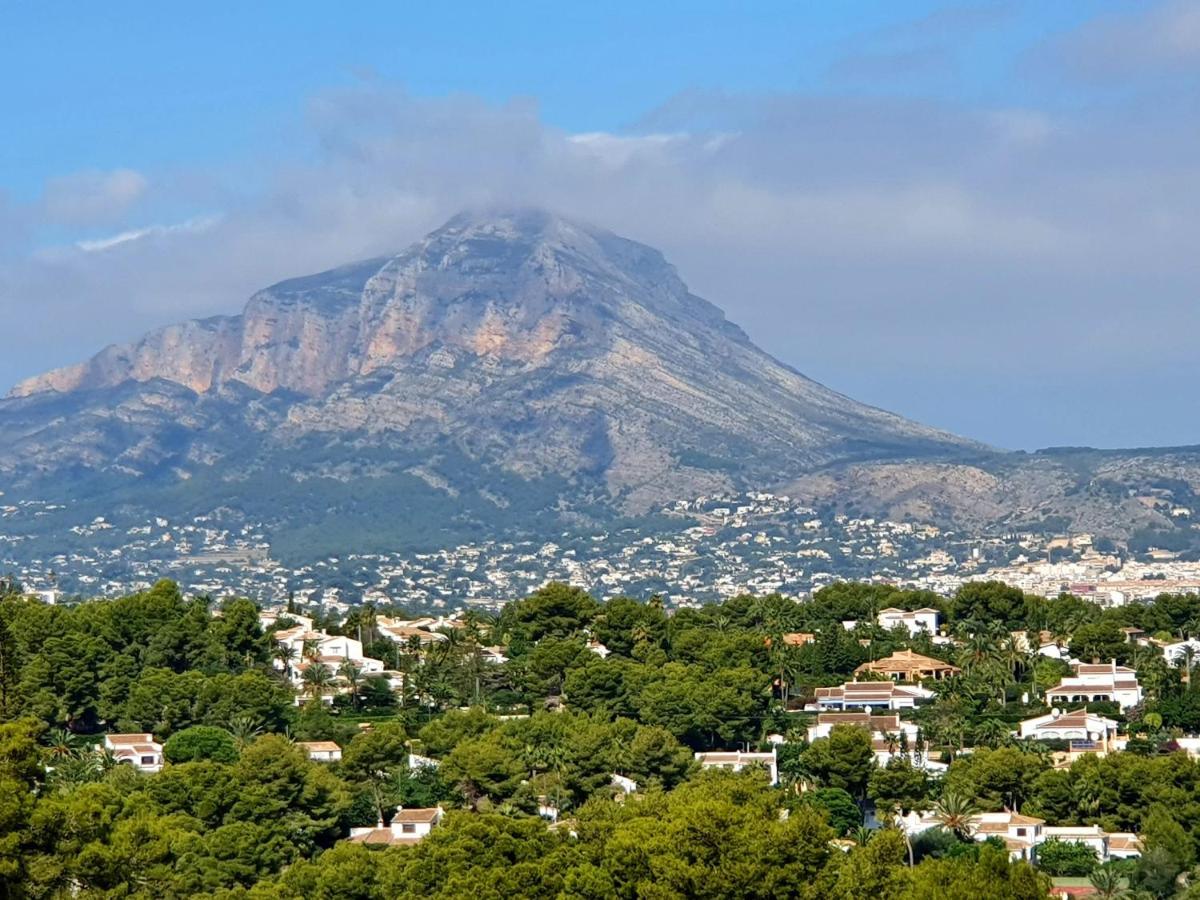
top-left (1, 210), bottom-right (981, 545)
top-left (9, 208), bottom-right (733, 400)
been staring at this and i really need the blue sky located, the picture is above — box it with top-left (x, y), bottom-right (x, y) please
top-left (3, 2), bottom-right (1110, 193)
top-left (3, 1), bottom-right (1199, 449)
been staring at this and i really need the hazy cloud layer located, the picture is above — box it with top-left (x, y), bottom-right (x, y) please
top-left (1, 3), bottom-right (1198, 450)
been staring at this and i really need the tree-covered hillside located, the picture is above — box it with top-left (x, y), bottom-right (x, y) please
top-left (7, 579), bottom-right (1200, 896)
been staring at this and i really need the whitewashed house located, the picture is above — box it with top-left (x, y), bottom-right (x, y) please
top-left (348, 807), bottom-right (443, 846)
top-left (876, 607), bottom-right (939, 637)
top-left (815, 681), bottom-right (934, 711)
top-left (297, 741), bottom-right (343, 762)
top-left (1161, 638), bottom-right (1200, 666)
top-left (105, 733), bottom-right (164, 773)
top-left (1018, 709), bottom-right (1119, 744)
top-left (1044, 661), bottom-right (1142, 711)
top-left (694, 748), bottom-right (778, 786)
top-left (898, 810), bottom-right (1141, 864)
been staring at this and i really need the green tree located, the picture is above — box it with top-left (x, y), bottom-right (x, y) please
top-left (1035, 838), bottom-right (1097, 876)
top-left (868, 758), bottom-right (930, 816)
top-left (440, 732), bottom-right (524, 810)
top-left (931, 792), bottom-right (980, 842)
top-left (797, 786), bottom-right (861, 835)
top-left (163, 725), bottom-right (240, 764)
top-left (800, 725), bottom-right (876, 802)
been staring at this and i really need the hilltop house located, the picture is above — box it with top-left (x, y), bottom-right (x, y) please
top-left (271, 626), bottom-right (387, 701)
top-left (898, 810), bottom-right (1141, 864)
top-left (806, 711), bottom-right (919, 744)
top-left (348, 807), bottom-right (443, 846)
top-left (877, 607), bottom-right (939, 637)
top-left (297, 741), bottom-right (342, 762)
top-left (806, 711), bottom-right (945, 772)
top-left (1018, 709), bottom-right (1119, 745)
top-left (104, 733), bottom-right (164, 773)
top-left (1160, 637), bottom-right (1200, 666)
top-left (1044, 661), bottom-right (1143, 711)
top-left (376, 618), bottom-right (449, 647)
top-left (854, 649), bottom-right (960, 682)
top-left (815, 681), bottom-right (934, 711)
top-left (694, 749), bottom-right (779, 786)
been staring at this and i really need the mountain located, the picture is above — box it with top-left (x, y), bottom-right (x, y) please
top-left (6, 208), bottom-right (1198, 562)
top-left (0, 209), bottom-right (992, 556)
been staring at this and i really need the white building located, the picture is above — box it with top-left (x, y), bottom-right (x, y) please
top-left (259, 609), bottom-right (314, 632)
top-left (814, 681), bottom-right (934, 711)
top-left (694, 749), bottom-right (778, 786)
top-left (877, 607), bottom-right (939, 636)
top-left (1160, 638), bottom-right (1200, 666)
top-left (348, 807), bottom-right (443, 846)
top-left (806, 712), bottom-right (919, 744)
top-left (807, 712), bottom-right (946, 773)
top-left (297, 741), bottom-right (343, 762)
top-left (1018, 709), bottom-right (1119, 744)
top-left (1044, 661), bottom-right (1143, 711)
top-left (105, 733), bottom-right (164, 773)
top-left (898, 810), bottom-right (1141, 864)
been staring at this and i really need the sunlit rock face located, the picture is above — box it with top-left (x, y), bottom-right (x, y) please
top-left (0, 209), bottom-right (977, 543)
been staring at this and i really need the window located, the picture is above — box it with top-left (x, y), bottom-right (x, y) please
top-left (1016, 828), bottom-right (1026, 837)
top-left (401, 823), bottom-right (416, 834)
top-left (140, 756), bottom-right (156, 766)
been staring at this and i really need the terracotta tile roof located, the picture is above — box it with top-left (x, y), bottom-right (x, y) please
top-left (782, 632), bottom-right (815, 646)
top-left (297, 741), bottom-right (341, 752)
top-left (348, 829), bottom-right (424, 846)
top-left (106, 733), bottom-right (155, 744)
top-left (393, 808), bottom-right (441, 824)
top-left (855, 649), bottom-right (960, 677)
top-left (1108, 834), bottom-right (1142, 851)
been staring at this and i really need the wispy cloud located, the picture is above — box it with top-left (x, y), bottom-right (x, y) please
top-left (42, 168), bottom-right (148, 226)
top-left (1042, 0), bottom-right (1200, 79)
top-left (74, 215), bottom-right (220, 253)
top-left (1, 25), bottom-right (1199, 448)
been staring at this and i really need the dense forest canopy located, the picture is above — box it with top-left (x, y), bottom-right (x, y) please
top-left (4, 579), bottom-right (1200, 896)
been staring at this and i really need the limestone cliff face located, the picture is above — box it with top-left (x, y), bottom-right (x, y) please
top-left (0, 209), bottom-right (982, 540)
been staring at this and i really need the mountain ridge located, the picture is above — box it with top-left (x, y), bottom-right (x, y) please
top-left (7, 208), bottom-right (1196, 559)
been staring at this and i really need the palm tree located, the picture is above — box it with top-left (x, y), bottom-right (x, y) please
top-left (301, 662), bottom-right (335, 702)
top-left (1088, 865), bottom-right (1128, 900)
top-left (932, 792), bottom-right (979, 842)
top-left (1179, 643), bottom-right (1198, 689)
top-left (974, 717), bottom-right (1011, 748)
top-left (43, 727), bottom-right (81, 760)
top-left (301, 638), bottom-right (321, 663)
top-left (338, 658), bottom-right (363, 710)
top-left (273, 644), bottom-right (297, 679)
top-left (851, 825), bottom-right (874, 847)
top-left (225, 713), bottom-right (263, 750)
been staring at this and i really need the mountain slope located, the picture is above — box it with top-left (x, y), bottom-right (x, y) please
top-left (1, 209), bottom-right (984, 554)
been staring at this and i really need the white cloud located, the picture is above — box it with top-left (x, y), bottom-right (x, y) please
top-left (41, 168), bottom-right (148, 226)
top-left (1, 77), bottom-right (1199, 447)
top-left (74, 215), bottom-right (220, 253)
top-left (1051, 0), bottom-right (1200, 78)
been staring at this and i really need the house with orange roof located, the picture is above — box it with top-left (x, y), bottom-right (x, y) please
top-left (854, 649), bottom-right (960, 682)
top-left (348, 807), bottom-right (443, 846)
top-left (104, 733), bottom-right (164, 773)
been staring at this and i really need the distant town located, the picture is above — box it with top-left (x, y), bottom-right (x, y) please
top-left (6, 490), bottom-right (1200, 612)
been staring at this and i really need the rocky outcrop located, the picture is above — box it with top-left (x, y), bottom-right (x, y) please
top-left (0, 208), bottom-right (988, 547)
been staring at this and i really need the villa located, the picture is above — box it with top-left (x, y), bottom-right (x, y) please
top-left (1044, 661), bottom-right (1142, 711)
top-left (815, 681), bottom-right (934, 711)
top-left (854, 649), bottom-right (960, 682)
top-left (104, 733), bottom-right (164, 773)
top-left (876, 607), bottom-right (940, 636)
top-left (694, 749), bottom-right (779, 786)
